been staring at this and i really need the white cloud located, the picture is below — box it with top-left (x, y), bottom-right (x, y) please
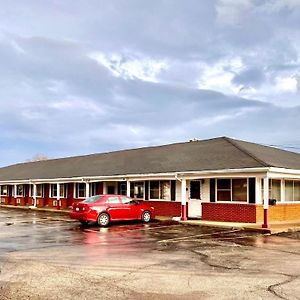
top-left (263, 0), bottom-right (300, 12)
top-left (197, 57), bottom-right (244, 95)
top-left (0, 1), bottom-right (300, 165)
top-left (89, 52), bottom-right (168, 82)
top-left (216, 0), bottom-right (254, 25)
top-left (275, 76), bottom-right (298, 93)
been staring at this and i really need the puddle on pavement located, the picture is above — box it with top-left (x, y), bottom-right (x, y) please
top-left (1, 208), bottom-right (299, 264)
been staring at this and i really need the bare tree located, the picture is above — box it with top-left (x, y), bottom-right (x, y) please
top-left (26, 154), bottom-right (50, 162)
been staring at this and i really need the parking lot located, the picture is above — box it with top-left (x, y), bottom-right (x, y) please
top-left (0, 208), bottom-right (300, 299)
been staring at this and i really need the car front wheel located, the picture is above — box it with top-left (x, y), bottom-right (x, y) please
top-left (97, 212), bottom-right (110, 227)
top-left (141, 211), bottom-right (151, 223)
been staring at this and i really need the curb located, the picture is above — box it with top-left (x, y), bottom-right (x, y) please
top-left (241, 227), bottom-right (271, 234)
top-left (0, 204), bottom-right (70, 214)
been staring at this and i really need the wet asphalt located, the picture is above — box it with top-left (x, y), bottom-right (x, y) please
top-left (0, 208), bottom-right (300, 299)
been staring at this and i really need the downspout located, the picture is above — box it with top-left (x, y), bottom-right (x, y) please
top-left (175, 174), bottom-right (182, 182)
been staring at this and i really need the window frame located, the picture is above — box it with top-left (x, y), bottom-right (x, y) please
top-left (16, 184), bottom-right (24, 197)
top-left (75, 183), bottom-right (86, 199)
top-left (119, 182), bottom-right (127, 196)
top-left (30, 184), bottom-right (44, 197)
top-left (90, 182), bottom-right (99, 196)
top-left (0, 185), bottom-right (8, 196)
top-left (215, 178), bottom-right (249, 203)
top-left (216, 179), bottom-right (232, 202)
top-left (285, 180), bottom-right (300, 202)
top-left (149, 180), bottom-right (172, 201)
top-left (50, 184), bottom-right (67, 198)
top-left (36, 184), bottom-right (44, 198)
top-left (261, 179), bottom-right (282, 202)
top-left (130, 181), bottom-right (145, 200)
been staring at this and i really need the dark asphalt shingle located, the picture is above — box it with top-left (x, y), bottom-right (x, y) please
top-left (0, 137), bottom-right (299, 181)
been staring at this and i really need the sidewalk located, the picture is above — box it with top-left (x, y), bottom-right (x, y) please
top-left (1, 204), bottom-right (300, 234)
top-left (0, 204), bottom-right (70, 214)
top-left (179, 219), bottom-right (300, 234)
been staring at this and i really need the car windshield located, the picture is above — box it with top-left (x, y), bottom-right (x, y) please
top-left (83, 195), bottom-right (103, 203)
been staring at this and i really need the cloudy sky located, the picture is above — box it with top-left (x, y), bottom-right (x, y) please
top-left (0, 0), bottom-right (300, 166)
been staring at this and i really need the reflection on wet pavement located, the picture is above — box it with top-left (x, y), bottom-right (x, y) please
top-left (0, 208), bottom-right (299, 265)
top-left (1, 208), bottom-right (300, 300)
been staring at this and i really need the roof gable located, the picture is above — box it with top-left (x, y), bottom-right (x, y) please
top-left (226, 138), bottom-right (300, 170)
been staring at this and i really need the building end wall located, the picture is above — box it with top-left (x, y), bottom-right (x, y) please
top-left (256, 204), bottom-right (300, 222)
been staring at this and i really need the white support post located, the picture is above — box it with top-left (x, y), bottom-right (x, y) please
top-left (56, 183), bottom-right (60, 200)
top-left (14, 184), bottom-right (17, 198)
top-left (86, 182), bottom-right (90, 198)
top-left (73, 183), bottom-right (76, 199)
top-left (255, 177), bottom-right (262, 204)
top-left (13, 184), bottom-right (17, 205)
top-left (281, 179), bottom-right (285, 202)
top-left (262, 176), bottom-right (269, 228)
top-left (126, 180), bottom-right (130, 197)
top-left (33, 184), bottom-right (37, 208)
top-left (263, 177), bottom-right (269, 210)
top-left (181, 179), bottom-right (187, 221)
top-left (56, 183), bottom-right (60, 208)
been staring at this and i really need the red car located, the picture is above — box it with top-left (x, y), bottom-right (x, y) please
top-left (70, 194), bottom-right (155, 226)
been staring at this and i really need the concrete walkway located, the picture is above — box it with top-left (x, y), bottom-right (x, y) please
top-left (1, 204), bottom-right (300, 234)
top-left (179, 219), bottom-right (300, 234)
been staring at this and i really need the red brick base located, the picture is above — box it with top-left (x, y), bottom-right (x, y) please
top-left (0, 197), bottom-right (10, 204)
top-left (146, 201), bottom-right (182, 217)
top-left (15, 197), bottom-right (26, 206)
top-left (202, 203), bottom-right (257, 223)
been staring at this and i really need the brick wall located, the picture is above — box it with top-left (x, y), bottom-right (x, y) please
top-left (146, 201), bottom-right (182, 217)
top-left (15, 197), bottom-right (26, 206)
top-left (202, 202), bottom-right (257, 223)
top-left (48, 198), bottom-right (69, 209)
top-left (1, 196), bottom-right (10, 204)
top-left (256, 204), bottom-right (300, 222)
top-left (35, 198), bottom-right (43, 207)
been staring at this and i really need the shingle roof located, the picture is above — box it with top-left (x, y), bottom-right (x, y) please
top-left (0, 137), bottom-right (300, 181)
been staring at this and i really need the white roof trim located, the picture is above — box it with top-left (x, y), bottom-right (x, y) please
top-left (269, 167), bottom-right (300, 176)
top-left (0, 167), bottom-right (270, 184)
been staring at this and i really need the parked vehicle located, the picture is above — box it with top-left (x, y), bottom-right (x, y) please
top-left (70, 194), bottom-right (155, 226)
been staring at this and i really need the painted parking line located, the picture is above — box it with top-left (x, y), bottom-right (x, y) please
top-left (158, 229), bottom-right (242, 243)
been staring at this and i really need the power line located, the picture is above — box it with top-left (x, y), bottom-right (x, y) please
top-left (266, 144), bottom-right (300, 151)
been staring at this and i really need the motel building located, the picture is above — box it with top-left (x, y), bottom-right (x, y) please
top-left (0, 137), bottom-right (300, 228)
